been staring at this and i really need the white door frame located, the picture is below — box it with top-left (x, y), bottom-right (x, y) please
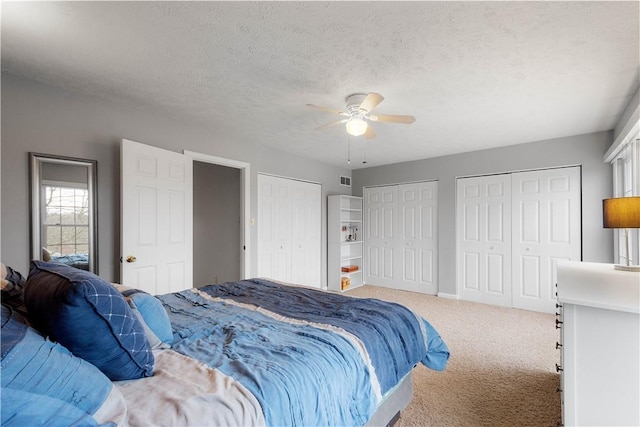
top-left (184, 150), bottom-right (250, 279)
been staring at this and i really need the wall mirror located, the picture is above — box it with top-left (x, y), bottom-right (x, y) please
top-left (30, 153), bottom-right (98, 273)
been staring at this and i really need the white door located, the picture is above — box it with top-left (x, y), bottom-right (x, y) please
top-left (364, 186), bottom-right (398, 287)
top-left (397, 182), bottom-right (438, 294)
top-left (457, 174), bottom-right (512, 307)
top-left (121, 139), bottom-right (193, 295)
top-left (511, 167), bottom-right (581, 313)
top-left (257, 174), bottom-right (321, 287)
top-left (257, 174), bottom-right (292, 282)
top-left (290, 179), bottom-right (321, 287)
top-left (365, 182), bottom-right (439, 294)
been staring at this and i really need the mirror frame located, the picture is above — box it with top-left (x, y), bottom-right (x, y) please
top-left (29, 152), bottom-right (98, 273)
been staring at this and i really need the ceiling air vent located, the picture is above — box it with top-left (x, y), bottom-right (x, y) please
top-left (340, 176), bottom-right (351, 187)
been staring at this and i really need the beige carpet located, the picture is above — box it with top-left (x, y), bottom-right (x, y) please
top-left (348, 285), bottom-right (561, 427)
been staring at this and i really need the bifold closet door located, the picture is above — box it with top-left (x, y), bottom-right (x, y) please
top-left (364, 186), bottom-right (397, 288)
top-left (456, 174), bottom-right (513, 307)
top-left (289, 179), bottom-right (321, 287)
top-left (397, 182), bottom-right (438, 294)
top-left (257, 174), bottom-right (321, 288)
top-left (258, 174), bottom-right (292, 283)
top-left (457, 166), bottom-right (581, 313)
top-left (364, 181), bottom-right (438, 294)
top-left (511, 167), bottom-right (581, 312)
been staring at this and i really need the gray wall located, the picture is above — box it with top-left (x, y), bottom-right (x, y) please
top-left (1, 72), bottom-right (351, 285)
top-left (612, 85), bottom-right (640, 147)
top-left (352, 131), bottom-right (614, 296)
top-left (193, 162), bottom-right (241, 287)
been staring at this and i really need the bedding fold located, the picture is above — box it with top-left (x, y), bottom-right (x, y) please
top-left (159, 290), bottom-right (378, 427)
top-left (199, 279), bottom-right (450, 392)
top-left (157, 279), bottom-right (450, 427)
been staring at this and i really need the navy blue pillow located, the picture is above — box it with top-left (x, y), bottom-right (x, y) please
top-left (23, 261), bottom-right (154, 381)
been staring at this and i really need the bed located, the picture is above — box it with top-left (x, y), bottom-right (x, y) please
top-left (1, 261), bottom-right (450, 426)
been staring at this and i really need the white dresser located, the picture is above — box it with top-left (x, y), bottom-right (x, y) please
top-left (557, 261), bottom-right (640, 426)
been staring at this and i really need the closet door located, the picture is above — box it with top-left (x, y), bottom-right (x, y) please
top-left (364, 186), bottom-right (398, 287)
top-left (365, 182), bottom-right (439, 294)
top-left (457, 175), bottom-right (512, 307)
top-left (511, 167), bottom-right (581, 313)
top-left (290, 179), bottom-right (321, 287)
top-left (258, 174), bottom-right (292, 282)
top-left (257, 174), bottom-right (321, 287)
top-left (397, 182), bottom-right (438, 294)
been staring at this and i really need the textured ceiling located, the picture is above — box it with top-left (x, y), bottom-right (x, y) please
top-left (2, 1), bottom-right (639, 169)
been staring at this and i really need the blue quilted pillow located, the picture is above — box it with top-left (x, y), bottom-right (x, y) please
top-left (113, 284), bottom-right (173, 346)
top-left (1, 304), bottom-right (111, 424)
top-left (23, 261), bottom-right (154, 380)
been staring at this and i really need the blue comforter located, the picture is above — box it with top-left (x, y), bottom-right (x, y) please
top-left (158, 279), bottom-right (449, 427)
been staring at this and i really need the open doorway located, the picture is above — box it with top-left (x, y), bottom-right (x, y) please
top-left (185, 150), bottom-right (250, 287)
top-left (193, 162), bottom-right (240, 286)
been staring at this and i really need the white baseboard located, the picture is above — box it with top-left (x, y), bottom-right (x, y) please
top-left (437, 292), bottom-right (459, 300)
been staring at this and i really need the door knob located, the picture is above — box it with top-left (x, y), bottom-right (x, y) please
top-left (126, 255), bottom-right (137, 263)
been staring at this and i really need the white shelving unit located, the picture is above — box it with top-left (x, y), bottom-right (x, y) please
top-left (328, 195), bottom-right (364, 292)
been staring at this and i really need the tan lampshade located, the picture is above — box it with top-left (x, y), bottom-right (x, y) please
top-left (603, 197), bottom-right (640, 228)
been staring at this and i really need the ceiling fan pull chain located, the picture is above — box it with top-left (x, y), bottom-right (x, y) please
top-left (347, 135), bottom-right (351, 165)
top-left (363, 140), bottom-right (367, 165)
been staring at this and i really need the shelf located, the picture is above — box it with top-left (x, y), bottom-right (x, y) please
top-left (329, 194), bottom-right (364, 292)
top-left (340, 270), bottom-right (362, 277)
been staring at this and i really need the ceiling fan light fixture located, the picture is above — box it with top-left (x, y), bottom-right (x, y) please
top-left (346, 117), bottom-right (367, 136)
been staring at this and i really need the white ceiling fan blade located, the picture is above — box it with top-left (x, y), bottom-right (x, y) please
top-left (315, 118), bottom-right (348, 130)
top-left (306, 104), bottom-right (348, 116)
top-left (358, 93), bottom-right (384, 113)
top-left (369, 114), bottom-right (416, 124)
top-left (364, 125), bottom-right (376, 139)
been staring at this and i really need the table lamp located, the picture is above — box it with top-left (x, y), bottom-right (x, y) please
top-left (603, 196), bottom-right (640, 271)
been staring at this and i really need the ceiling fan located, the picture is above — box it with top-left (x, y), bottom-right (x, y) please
top-left (306, 92), bottom-right (415, 139)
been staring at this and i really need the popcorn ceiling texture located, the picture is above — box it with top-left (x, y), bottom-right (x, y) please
top-left (1, 1), bottom-right (638, 168)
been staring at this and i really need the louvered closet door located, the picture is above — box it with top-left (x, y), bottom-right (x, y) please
top-left (457, 175), bottom-right (512, 307)
top-left (364, 186), bottom-right (398, 287)
top-left (511, 167), bottom-right (581, 313)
